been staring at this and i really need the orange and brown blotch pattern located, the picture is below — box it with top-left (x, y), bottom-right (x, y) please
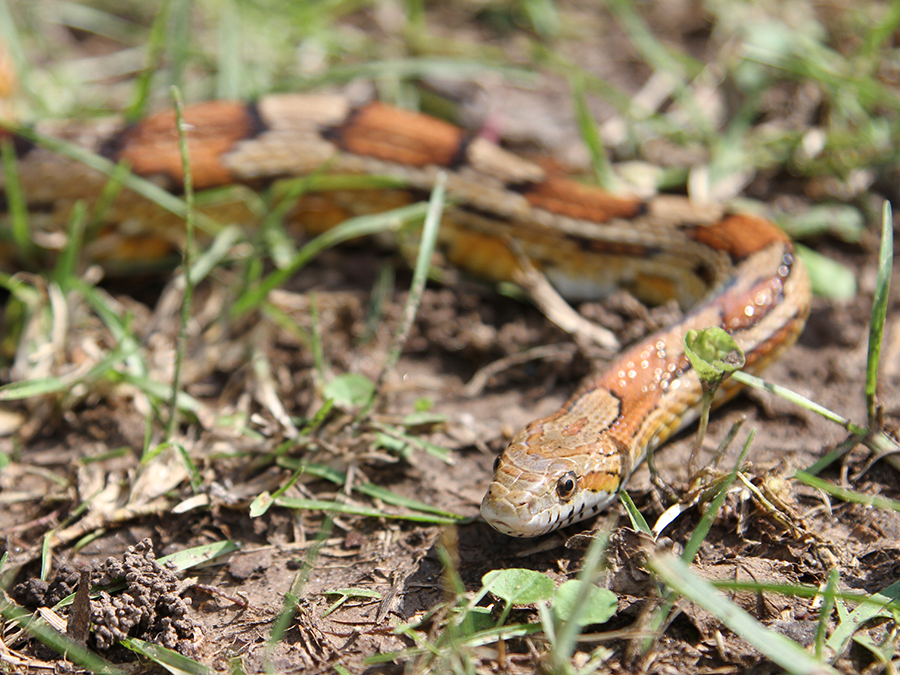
top-left (518, 176), bottom-right (646, 223)
top-left (601, 340), bottom-right (691, 442)
top-left (511, 388), bottom-right (630, 497)
top-left (103, 101), bottom-right (265, 189)
top-left (716, 274), bottom-right (787, 334)
top-left (580, 468), bottom-right (623, 495)
top-left (686, 213), bottom-right (789, 262)
top-left (326, 101), bottom-right (467, 168)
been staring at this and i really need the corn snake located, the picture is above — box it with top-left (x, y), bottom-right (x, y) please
top-left (0, 93), bottom-right (811, 537)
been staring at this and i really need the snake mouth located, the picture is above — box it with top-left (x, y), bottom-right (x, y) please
top-left (480, 490), bottom-right (524, 536)
top-left (480, 487), bottom-right (535, 537)
top-left (481, 480), bottom-right (621, 537)
top-left (480, 485), bottom-right (566, 537)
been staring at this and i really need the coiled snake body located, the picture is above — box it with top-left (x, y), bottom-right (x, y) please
top-left (0, 94), bottom-right (811, 537)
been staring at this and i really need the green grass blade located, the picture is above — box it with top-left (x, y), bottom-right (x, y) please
top-left (548, 527), bottom-right (611, 670)
top-left (1, 137), bottom-right (36, 265)
top-left (4, 124), bottom-right (220, 235)
top-left (731, 370), bottom-right (866, 436)
top-left (276, 457), bottom-right (462, 518)
top-left (800, 434), bottom-right (861, 477)
top-left (373, 425), bottom-right (454, 463)
top-left (682, 428), bottom-right (753, 563)
top-left (366, 624), bottom-right (542, 665)
top-left (570, 72), bottom-right (615, 189)
top-left (371, 172), bottom-right (447, 404)
top-left (53, 201), bottom-right (88, 287)
top-left (825, 577), bottom-right (900, 660)
top-left (117, 370), bottom-right (205, 416)
top-left (0, 337), bottom-right (136, 401)
top-left (124, 0), bottom-right (172, 121)
top-left (604, 0), bottom-right (710, 139)
top-left (794, 471), bottom-right (900, 513)
top-left (265, 518), bottom-right (332, 663)
top-left (274, 497), bottom-right (463, 524)
top-left (707, 580), bottom-right (896, 607)
top-left (649, 553), bottom-right (840, 675)
top-left (816, 568), bottom-right (839, 659)
top-left (619, 490), bottom-right (651, 535)
top-left (69, 278), bottom-right (149, 379)
top-left (230, 202), bottom-right (430, 318)
top-left (865, 201), bottom-right (893, 423)
top-left (164, 87), bottom-right (196, 442)
top-left (0, 376), bottom-right (73, 400)
top-left (0, 270), bottom-right (40, 303)
top-left (186, 224), bottom-right (244, 285)
top-left (120, 637), bottom-right (208, 675)
top-left (216, 0), bottom-right (243, 100)
top-left (642, 424), bottom-right (752, 652)
top-left (859, 2), bottom-right (900, 57)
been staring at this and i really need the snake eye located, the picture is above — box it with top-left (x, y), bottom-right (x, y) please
top-left (492, 454), bottom-right (502, 473)
top-left (556, 472), bottom-right (578, 501)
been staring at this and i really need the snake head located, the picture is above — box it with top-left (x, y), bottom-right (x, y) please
top-left (480, 416), bottom-right (624, 537)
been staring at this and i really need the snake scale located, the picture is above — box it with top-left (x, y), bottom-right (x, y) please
top-left (0, 93), bottom-right (811, 537)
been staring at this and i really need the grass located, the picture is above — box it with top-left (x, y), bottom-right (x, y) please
top-left (2, 1), bottom-right (900, 673)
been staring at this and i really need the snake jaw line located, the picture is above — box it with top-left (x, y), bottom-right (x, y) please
top-left (480, 469), bottom-right (618, 537)
top-left (481, 435), bottom-right (621, 537)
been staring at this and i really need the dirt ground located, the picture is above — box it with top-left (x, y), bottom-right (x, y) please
top-left (2, 2), bottom-right (900, 674)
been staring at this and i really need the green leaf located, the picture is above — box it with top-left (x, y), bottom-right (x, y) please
top-left (323, 373), bottom-right (375, 409)
top-left (374, 431), bottom-right (412, 459)
top-left (482, 569), bottom-right (555, 605)
top-left (826, 577), bottom-right (900, 659)
top-left (248, 491), bottom-right (275, 517)
top-left (157, 541), bottom-right (241, 571)
top-left (795, 244), bottom-right (857, 301)
top-left (412, 397), bottom-right (434, 413)
top-left (321, 587), bottom-right (382, 617)
top-left (777, 205), bottom-right (865, 243)
top-left (684, 327), bottom-right (745, 384)
top-left (619, 490), bottom-right (651, 535)
top-left (373, 426), bottom-right (453, 462)
top-left (401, 411), bottom-right (447, 427)
top-left (551, 580), bottom-right (617, 626)
top-left (1, 137), bottom-right (36, 265)
top-left (467, 605), bottom-right (496, 632)
top-left (570, 72), bottom-right (615, 189)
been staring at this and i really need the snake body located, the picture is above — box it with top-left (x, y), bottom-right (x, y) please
top-left (480, 217), bottom-right (810, 536)
top-left (0, 94), bottom-right (811, 537)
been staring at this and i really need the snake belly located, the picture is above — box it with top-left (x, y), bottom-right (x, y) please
top-left (0, 94), bottom-right (811, 538)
